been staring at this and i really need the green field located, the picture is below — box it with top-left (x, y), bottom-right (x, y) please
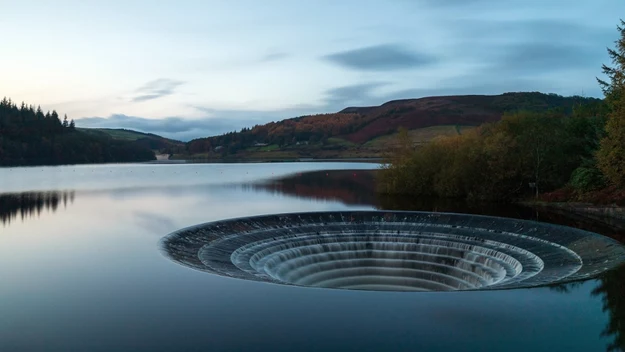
top-left (363, 125), bottom-right (475, 150)
top-left (326, 137), bottom-right (356, 147)
top-left (78, 128), bottom-right (179, 142)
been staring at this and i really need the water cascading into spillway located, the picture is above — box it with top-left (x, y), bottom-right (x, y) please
top-left (161, 211), bottom-right (625, 292)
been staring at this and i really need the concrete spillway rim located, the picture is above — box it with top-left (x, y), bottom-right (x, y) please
top-left (159, 210), bottom-right (625, 293)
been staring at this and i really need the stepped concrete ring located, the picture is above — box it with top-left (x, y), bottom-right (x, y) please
top-left (160, 211), bottom-right (625, 292)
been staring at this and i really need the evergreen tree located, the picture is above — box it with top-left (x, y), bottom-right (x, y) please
top-left (597, 20), bottom-right (625, 186)
top-left (0, 98), bottom-right (155, 166)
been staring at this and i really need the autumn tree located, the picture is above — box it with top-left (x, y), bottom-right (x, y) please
top-left (597, 19), bottom-right (625, 187)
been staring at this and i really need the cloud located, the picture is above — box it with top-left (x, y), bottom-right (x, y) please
top-left (131, 78), bottom-right (185, 102)
top-left (73, 16), bottom-right (613, 141)
top-left (75, 106), bottom-right (310, 141)
top-left (496, 42), bottom-right (601, 74)
top-left (414, 0), bottom-right (503, 7)
top-left (76, 114), bottom-right (257, 141)
top-left (441, 18), bottom-right (614, 58)
top-left (323, 82), bottom-right (389, 108)
top-left (75, 87), bottom-right (388, 141)
top-left (323, 44), bottom-right (435, 71)
top-left (382, 78), bottom-right (556, 100)
top-left (258, 52), bottom-right (289, 63)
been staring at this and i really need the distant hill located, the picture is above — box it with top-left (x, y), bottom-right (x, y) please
top-left (338, 92), bottom-right (599, 143)
top-left (184, 92), bottom-right (601, 160)
top-left (0, 98), bottom-right (156, 166)
top-left (78, 128), bottom-right (185, 155)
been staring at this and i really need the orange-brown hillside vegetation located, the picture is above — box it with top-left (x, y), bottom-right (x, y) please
top-left (186, 92), bottom-right (600, 158)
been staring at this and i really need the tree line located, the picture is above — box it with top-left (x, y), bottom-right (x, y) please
top-left (187, 112), bottom-right (365, 155)
top-left (186, 92), bottom-right (599, 157)
top-left (0, 98), bottom-right (156, 166)
top-left (378, 20), bottom-right (625, 201)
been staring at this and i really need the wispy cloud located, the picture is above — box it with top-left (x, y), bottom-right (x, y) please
top-left (258, 52), bottom-right (289, 63)
top-left (323, 44), bottom-right (435, 71)
top-left (131, 78), bottom-right (185, 103)
top-left (323, 82), bottom-right (389, 108)
top-left (76, 114), bottom-right (272, 141)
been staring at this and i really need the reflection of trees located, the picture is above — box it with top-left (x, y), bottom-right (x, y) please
top-left (547, 280), bottom-right (585, 294)
top-left (253, 170), bottom-right (625, 238)
top-left (258, 169), bottom-right (625, 351)
top-left (556, 264), bottom-right (625, 352)
top-left (0, 191), bottom-right (75, 225)
top-left (390, 188), bottom-right (625, 352)
top-left (547, 231), bottom-right (625, 352)
top-left (252, 170), bottom-right (377, 206)
top-left (377, 194), bottom-right (536, 218)
top-left (593, 264), bottom-right (625, 351)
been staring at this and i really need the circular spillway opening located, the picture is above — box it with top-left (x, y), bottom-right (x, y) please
top-left (161, 211), bottom-right (625, 292)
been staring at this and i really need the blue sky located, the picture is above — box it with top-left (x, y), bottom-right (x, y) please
top-left (0, 0), bottom-right (622, 141)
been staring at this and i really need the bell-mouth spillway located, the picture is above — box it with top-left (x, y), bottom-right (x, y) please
top-left (160, 211), bottom-right (625, 292)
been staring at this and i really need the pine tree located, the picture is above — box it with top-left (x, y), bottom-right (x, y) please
top-left (62, 114), bottom-right (69, 128)
top-left (597, 20), bottom-right (625, 186)
top-left (69, 119), bottom-right (75, 130)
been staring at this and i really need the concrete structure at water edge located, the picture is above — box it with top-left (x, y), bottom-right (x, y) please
top-left (161, 211), bottom-right (625, 292)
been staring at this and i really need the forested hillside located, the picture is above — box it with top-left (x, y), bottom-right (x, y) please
top-left (0, 98), bottom-right (155, 166)
top-left (186, 92), bottom-right (600, 159)
top-left (78, 128), bottom-right (185, 155)
top-left (378, 19), bottom-right (625, 203)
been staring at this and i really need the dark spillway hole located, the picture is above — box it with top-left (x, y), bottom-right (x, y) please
top-left (229, 234), bottom-right (526, 291)
top-left (161, 211), bottom-right (625, 292)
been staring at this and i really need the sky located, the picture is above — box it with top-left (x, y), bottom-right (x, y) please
top-left (0, 0), bottom-right (622, 141)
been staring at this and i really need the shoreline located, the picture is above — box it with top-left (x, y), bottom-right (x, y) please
top-left (521, 200), bottom-right (625, 229)
top-left (149, 157), bottom-right (385, 164)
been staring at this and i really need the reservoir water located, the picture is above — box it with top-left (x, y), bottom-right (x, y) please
top-left (1, 162), bottom-right (623, 352)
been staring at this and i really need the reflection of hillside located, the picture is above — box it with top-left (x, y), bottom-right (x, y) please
top-left (0, 191), bottom-right (75, 225)
top-left (253, 170), bottom-right (377, 206)
top-left (253, 170), bottom-right (625, 241)
top-left (379, 194), bottom-right (625, 239)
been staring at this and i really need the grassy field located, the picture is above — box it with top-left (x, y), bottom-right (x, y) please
top-left (78, 128), bottom-right (184, 143)
top-left (95, 129), bottom-right (148, 140)
top-left (326, 137), bottom-right (357, 147)
top-left (363, 125), bottom-right (475, 150)
top-left (78, 128), bottom-right (148, 141)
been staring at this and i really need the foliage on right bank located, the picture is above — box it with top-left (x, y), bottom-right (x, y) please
top-left (377, 104), bottom-right (607, 201)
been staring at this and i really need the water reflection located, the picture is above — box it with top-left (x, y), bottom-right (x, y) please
top-left (258, 169), bottom-right (625, 352)
top-left (549, 264), bottom-right (625, 352)
top-left (254, 169), bottom-right (625, 235)
top-left (251, 169), bottom-right (377, 206)
top-left (594, 266), bottom-right (625, 351)
top-left (0, 191), bottom-right (75, 226)
top-left (1, 165), bottom-right (624, 351)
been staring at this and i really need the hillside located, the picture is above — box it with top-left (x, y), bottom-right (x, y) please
top-left (184, 92), bottom-right (601, 160)
top-left (0, 98), bottom-right (156, 166)
top-left (78, 128), bottom-right (185, 155)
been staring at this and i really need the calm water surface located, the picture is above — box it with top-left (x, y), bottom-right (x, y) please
top-left (1, 163), bottom-right (623, 352)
